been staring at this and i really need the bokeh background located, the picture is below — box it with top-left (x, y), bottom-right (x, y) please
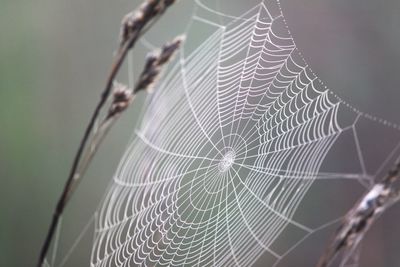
top-left (2, 0), bottom-right (400, 266)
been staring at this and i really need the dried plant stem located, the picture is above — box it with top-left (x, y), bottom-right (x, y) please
top-left (37, 38), bottom-right (133, 267)
top-left (317, 161), bottom-right (400, 267)
top-left (36, 1), bottom-right (179, 266)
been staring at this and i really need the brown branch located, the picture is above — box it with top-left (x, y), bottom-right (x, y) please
top-left (36, 1), bottom-right (179, 266)
top-left (317, 161), bottom-right (400, 267)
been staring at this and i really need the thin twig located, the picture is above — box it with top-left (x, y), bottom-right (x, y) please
top-left (317, 161), bottom-right (400, 267)
top-left (79, 37), bottom-right (184, 180)
top-left (36, 1), bottom-right (178, 266)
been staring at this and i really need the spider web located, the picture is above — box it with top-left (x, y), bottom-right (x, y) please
top-left (87, 1), bottom-right (400, 267)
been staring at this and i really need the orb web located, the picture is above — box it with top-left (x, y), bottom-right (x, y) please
top-left (89, 1), bottom-right (399, 267)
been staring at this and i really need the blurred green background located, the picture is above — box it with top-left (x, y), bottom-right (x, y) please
top-left (1, 0), bottom-right (400, 266)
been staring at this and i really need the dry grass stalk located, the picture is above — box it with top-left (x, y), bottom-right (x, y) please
top-left (120, 0), bottom-right (176, 50)
top-left (78, 37), bottom-right (183, 179)
top-left (317, 161), bottom-right (400, 267)
top-left (36, 1), bottom-right (179, 266)
top-left (134, 35), bottom-right (184, 93)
